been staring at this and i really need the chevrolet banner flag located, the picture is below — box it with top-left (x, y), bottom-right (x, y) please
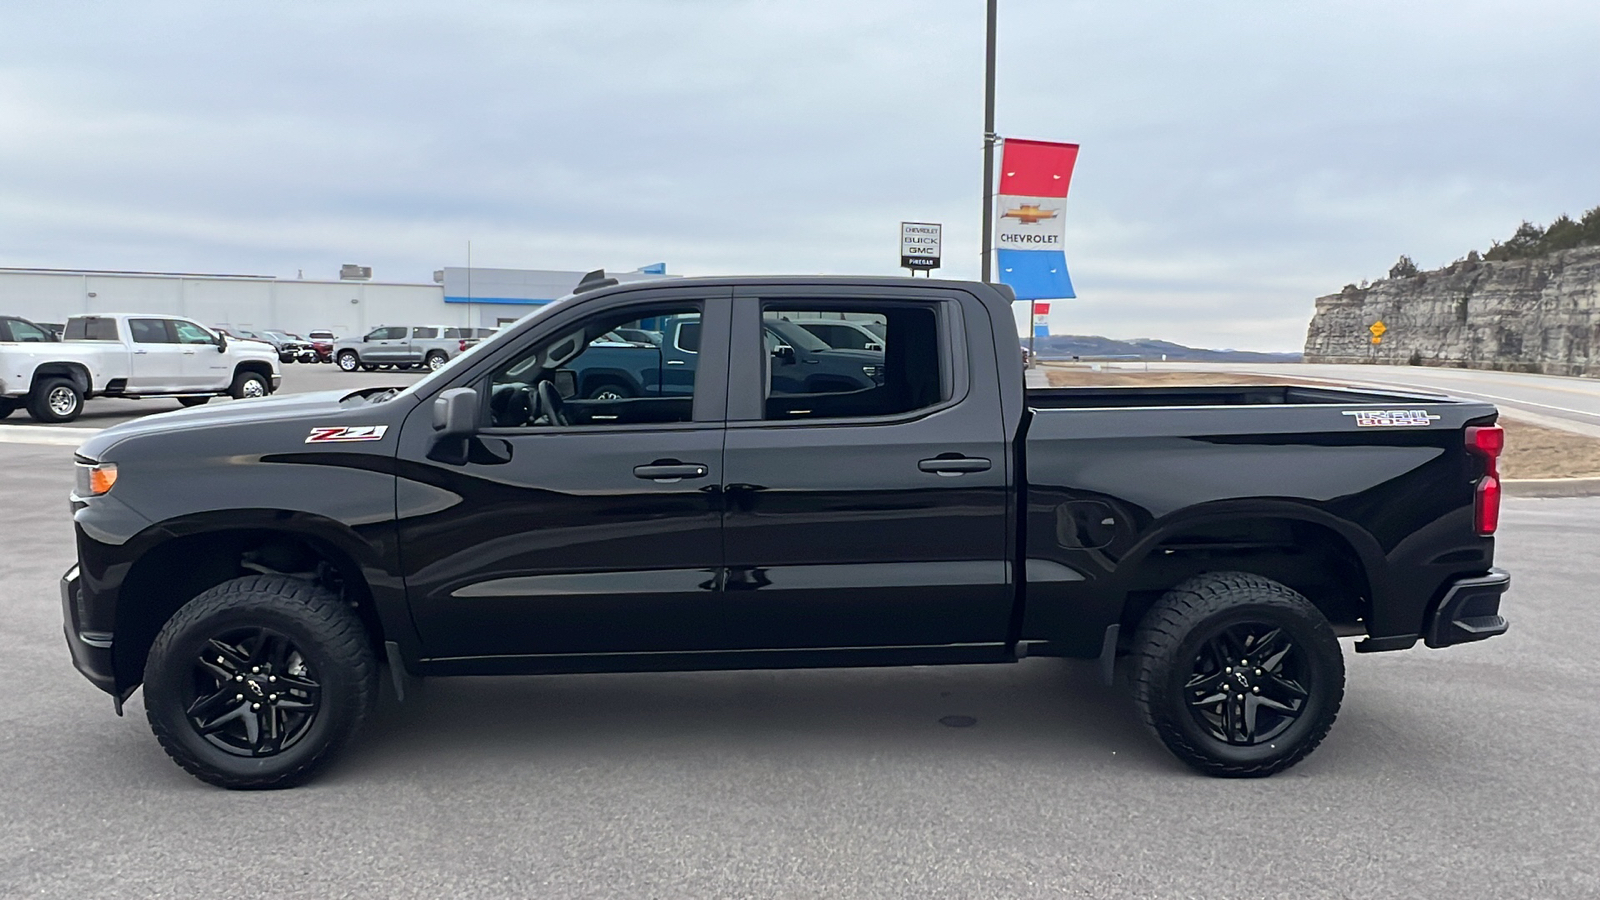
top-left (995, 139), bottom-right (1078, 301)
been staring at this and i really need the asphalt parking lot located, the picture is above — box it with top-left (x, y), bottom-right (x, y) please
top-left (0, 364), bottom-right (426, 432)
top-left (1, 435), bottom-right (1597, 898)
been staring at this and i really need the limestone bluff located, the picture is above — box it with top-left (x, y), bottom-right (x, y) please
top-left (1305, 245), bottom-right (1600, 376)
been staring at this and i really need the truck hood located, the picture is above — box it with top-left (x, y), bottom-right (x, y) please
top-left (77, 388), bottom-right (413, 460)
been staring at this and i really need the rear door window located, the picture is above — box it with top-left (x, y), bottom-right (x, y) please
top-left (130, 318), bottom-right (175, 343)
top-left (413, 327), bottom-right (439, 339)
top-left (756, 305), bottom-right (944, 421)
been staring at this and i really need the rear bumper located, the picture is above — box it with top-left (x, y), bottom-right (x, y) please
top-left (60, 564), bottom-right (117, 696)
top-left (1423, 567), bottom-right (1511, 649)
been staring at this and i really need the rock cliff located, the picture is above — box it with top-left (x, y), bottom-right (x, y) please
top-left (1303, 245), bottom-right (1600, 375)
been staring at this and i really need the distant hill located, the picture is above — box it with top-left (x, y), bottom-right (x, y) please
top-left (1031, 334), bottom-right (1302, 363)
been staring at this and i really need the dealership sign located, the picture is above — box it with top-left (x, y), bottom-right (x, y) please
top-left (994, 138), bottom-right (1079, 301)
top-left (900, 222), bottom-right (942, 271)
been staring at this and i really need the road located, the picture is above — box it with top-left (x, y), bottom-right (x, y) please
top-left (2, 439), bottom-right (1597, 898)
top-left (1118, 362), bottom-right (1600, 437)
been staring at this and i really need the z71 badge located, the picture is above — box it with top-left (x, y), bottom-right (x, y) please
top-left (305, 425), bottom-right (390, 443)
top-left (1341, 410), bottom-right (1441, 427)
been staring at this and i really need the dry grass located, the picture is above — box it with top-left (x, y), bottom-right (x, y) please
top-left (1036, 365), bottom-right (1600, 480)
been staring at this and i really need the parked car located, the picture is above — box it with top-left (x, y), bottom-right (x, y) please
top-left (1, 313), bottom-right (279, 422)
top-left (333, 325), bottom-right (465, 372)
top-left (792, 319), bottom-right (885, 352)
top-left (305, 330), bottom-right (338, 364)
top-left (61, 275), bottom-right (1509, 789)
top-left (262, 331), bottom-right (318, 364)
top-left (1, 315), bottom-right (58, 344)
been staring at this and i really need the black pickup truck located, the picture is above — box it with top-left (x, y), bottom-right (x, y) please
top-left (61, 275), bottom-right (1510, 788)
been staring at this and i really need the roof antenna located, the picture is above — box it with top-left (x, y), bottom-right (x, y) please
top-left (573, 269), bottom-right (619, 294)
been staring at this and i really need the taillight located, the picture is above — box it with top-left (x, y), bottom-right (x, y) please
top-left (459, 340), bottom-right (468, 353)
top-left (1465, 425), bottom-right (1503, 535)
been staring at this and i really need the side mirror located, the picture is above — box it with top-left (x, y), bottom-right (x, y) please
top-left (215, 332), bottom-right (227, 353)
top-left (432, 387), bottom-right (479, 436)
top-left (772, 345), bottom-right (796, 365)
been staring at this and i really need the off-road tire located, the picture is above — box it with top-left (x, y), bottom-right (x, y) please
top-left (177, 396), bottom-right (211, 408)
top-left (27, 377), bottom-right (83, 423)
top-left (1130, 571), bottom-right (1344, 778)
top-left (229, 370), bottom-right (270, 400)
top-left (144, 575), bottom-right (378, 790)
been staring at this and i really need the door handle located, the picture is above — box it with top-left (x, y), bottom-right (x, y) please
top-left (633, 462), bottom-right (708, 481)
top-left (918, 456), bottom-right (992, 475)
top-left (666, 359), bottom-right (686, 365)
top-left (133, 348), bottom-right (148, 355)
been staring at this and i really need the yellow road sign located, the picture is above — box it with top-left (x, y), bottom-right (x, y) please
top-left (1369, 320), bottom-right (1387, 337)
top-left (1371, 336), bottom-right (1382, 345)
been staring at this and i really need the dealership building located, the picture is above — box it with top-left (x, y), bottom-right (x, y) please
top-left (0, 263), bottom-right (671, 338)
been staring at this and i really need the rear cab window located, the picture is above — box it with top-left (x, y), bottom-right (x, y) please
top-left (65, 317), bottom-right (120, 341)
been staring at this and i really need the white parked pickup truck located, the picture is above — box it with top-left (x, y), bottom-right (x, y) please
top-left (0, 313), bottom-right (280, 423)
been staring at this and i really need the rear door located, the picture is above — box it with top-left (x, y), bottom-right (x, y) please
top-left (395, 286), bottom-right (736, 661)
top-left (719, 286), bottom-right (1014, 654)
top-left (127, 318), bottom-right (187, 392)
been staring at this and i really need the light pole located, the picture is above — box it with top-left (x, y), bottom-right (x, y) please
top-left (980, 0), bottom-right (998, 283)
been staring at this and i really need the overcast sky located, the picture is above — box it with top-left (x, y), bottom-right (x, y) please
top-left (3, 1), bottom-right (1597, 350)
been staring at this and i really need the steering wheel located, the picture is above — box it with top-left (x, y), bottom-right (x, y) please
top-left (537, 380), bottom-right (569, 426)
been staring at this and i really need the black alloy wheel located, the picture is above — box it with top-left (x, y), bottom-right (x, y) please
top-left (181, 627), bottom-right (322, 758)
top-left (144, 574), bottom-right (377, 789)
top-left (1130, 571), bottom-right (1344, 778)
top-left (1182, 623), bottom-right (1308, 746)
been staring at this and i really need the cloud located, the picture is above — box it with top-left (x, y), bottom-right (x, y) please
top-left (1, 0), bottom-right (1597, 350)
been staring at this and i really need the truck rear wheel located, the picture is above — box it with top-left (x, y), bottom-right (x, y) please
top-left (28, 377), bottom-right (83, 423)
top-left (143, 575), bottom-right (378, 790)
top-left (1129, 571), bottom-right (1344, 778)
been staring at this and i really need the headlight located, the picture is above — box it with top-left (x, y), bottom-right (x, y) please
top-left (75, 461), bottom-right (118, 496)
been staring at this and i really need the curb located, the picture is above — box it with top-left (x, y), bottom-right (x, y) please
top-left (1503, 477), bottom-right (1600, 498)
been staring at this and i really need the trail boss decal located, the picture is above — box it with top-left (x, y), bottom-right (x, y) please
top-left (1342, 410), bottom-right (1441, 428)
top-left (305, 425), bottom-right (389, 443)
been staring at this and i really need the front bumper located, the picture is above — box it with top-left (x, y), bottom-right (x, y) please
top-left (1423, 567), bottom-right (1511, 648)
top-left (60, 564), bottom-right (117, 696)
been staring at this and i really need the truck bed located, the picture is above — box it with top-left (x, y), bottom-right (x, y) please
top-left (1025, 383), bottom-right (1451, 410)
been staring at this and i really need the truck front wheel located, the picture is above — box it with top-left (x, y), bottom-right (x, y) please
top-left (143, 575), bottom-right (378, 789)
top-left (230, 370), bottom-right (269, 399)
top-left (336, 351), bottom-right (360, 372)
top-left (1129, 571), bottom-right (1344, 778)
top-left (28, 377), bottom-right (83, 423)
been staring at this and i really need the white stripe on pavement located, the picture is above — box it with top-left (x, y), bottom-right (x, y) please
top-left (0, 425), bottom-right (103, 447)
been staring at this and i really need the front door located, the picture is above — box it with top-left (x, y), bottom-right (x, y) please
top-left (362, 326), bottom-right (407, 364)
top-left (718, 288), bottom-right (1014, 654)
top-left (395, 289), bottom-right (735, 662)
top-left (127, 318), bottom-right (188, 392)
top-left (172, 319), bottom-right (228, 389)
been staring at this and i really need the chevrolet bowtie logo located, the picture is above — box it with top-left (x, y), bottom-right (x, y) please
top-left (1001, 204), bottom-right (1059, 225)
